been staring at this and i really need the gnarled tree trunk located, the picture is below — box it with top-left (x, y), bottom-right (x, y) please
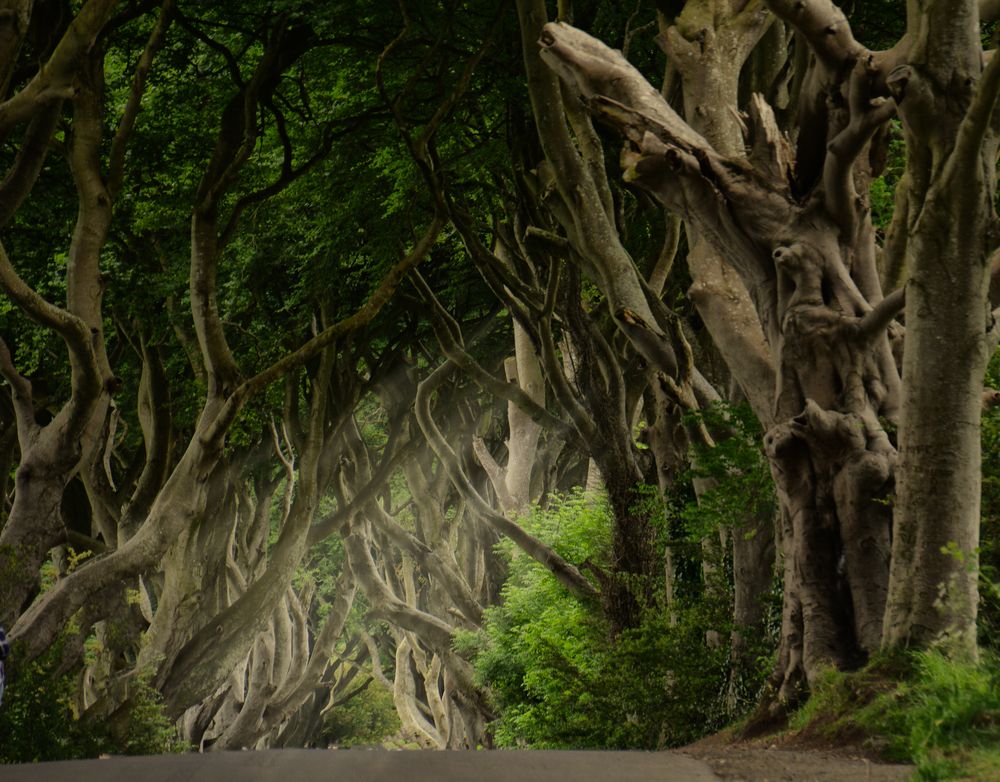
top-left (534, 5), bottom-right (903, 708)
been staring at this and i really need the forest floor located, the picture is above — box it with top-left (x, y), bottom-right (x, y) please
top-left (682, 728), bottom-right (915, 781)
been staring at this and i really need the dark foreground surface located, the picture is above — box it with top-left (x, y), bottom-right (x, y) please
top-left (2, 749), bottom-right (719, 782)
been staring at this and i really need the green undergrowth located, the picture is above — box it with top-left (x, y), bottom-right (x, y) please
top-left (321, 680), bottom-right (401, 748)
top-left (0, 636), bottom-right (187, 762)
top-left (790, 649), bottom-right (1000, 781)
top-left (466, 488), bottom-right (774, 749)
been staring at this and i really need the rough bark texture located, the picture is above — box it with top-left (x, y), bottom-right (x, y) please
top-left (533, 3), bottom-right (909, 707)
top-left (882, 0), bottom-right (1000, 654)
top-left (661, 0), bottom-right (778, 670)
top-left (3, 0), bottom-right (997, 750)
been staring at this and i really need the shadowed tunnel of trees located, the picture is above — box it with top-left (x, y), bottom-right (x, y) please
top-left (1, 0), bottom-right (1000, 774)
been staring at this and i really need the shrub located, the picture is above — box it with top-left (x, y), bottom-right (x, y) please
top-left (0, 640), bottom-right (186, 762)
top-left (473, 489), bottom-right (765, 749)
top-left (113, 673), bottom-right (189, 756)
top-left (0, 645), bottom-right (96, 762)
top-left (978, 354), bottom-right (1000, 654)
top-left (321, 680), bottom-right (400, 747)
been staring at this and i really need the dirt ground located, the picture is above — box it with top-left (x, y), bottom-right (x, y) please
top-left (682, 729), bottom-right (915, 782)
top-left (682, 746), bottom-right (914, 781)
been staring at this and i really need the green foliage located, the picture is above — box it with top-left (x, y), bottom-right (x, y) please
top-left (0, 645), bottom-right (93, 763)
top-left (682, 402), bottom-right (776, 542)
top-left (847, 0), bottom-right (906, 49)
top-left (791, 649), bottom-right (1000, 781)
top-left (868, 121), bottom-right (906, 232)
top-left (978, 352), bottom-right (1000, 653)
top-left (0, 641), bottom-right (186, 762)
top-left (321, 681), bottom-right (401, 748)
top-left (112, 672), bottom-right (190, 756)
top-left (472, 489), bottom-right (765, 749)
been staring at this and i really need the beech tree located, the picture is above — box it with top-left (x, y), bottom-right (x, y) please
top-left (3, 0), bottom-right (999, 755)
top-left (0, 0), bottom-right (441, 742)
top-left (522, 0), bottom-right (1000, 710)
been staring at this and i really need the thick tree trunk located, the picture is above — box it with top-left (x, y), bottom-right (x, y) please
top-left (157, 347), bottom-right (337, 718)
top-left (664, 0), bottom-right (778, 667)
top-left (133, 459), bottom-right (248, 689)
top-left (882, 3), bottom-right (999, 650)
top-left (886, 241), bottom-right (988, 651)
top-left (10, 415), bottom-right (227, 660)
top-left (0, 8), bottom-right (173, 625)
top-left (0, 49), bottom-right (115, 625)
top-left (534, 10), bottom-right (904, 707)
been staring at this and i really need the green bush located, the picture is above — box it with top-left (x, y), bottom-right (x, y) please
top-left (681, 402), bottom-right (776, 545)
top-left (0, 641), bottom-right (186, 762)
top-left (979, 352), bottom-right (1000, 654)
top-left (113, 673), bottom-right (190, 756)
top-left (321, 680), bottom-right (400, 747)
top-left (472, 489), bottom-right (765, 749)
top-left (0, 646), bottom-right (98, 762)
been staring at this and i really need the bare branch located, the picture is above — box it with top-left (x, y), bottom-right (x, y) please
top-left (857, 286), bottom-right (905, 343)
top-left (471, 436), bottom-right (516, 513)
top-left (308, 436), bottom-right (419, 546)
top-left (411, 269), bottom-right (582, 447)
top-left (0, 240), bottom-right (102, 407)
top-left (822, 57), bottom-right (896, 237)
top-left (415, 360), bottom-right (600, 602)
top-left (414, 1), bottom-right (506, 156)
top-left (516, 2), bottom-right (591, 201)
top-left (0, 103), bottom-right (62, 227)
top-left (119, 337), bottom-right (172, 540)
top-left (536, 265), bottom-right (599, 443)
top-left (949, 37), bottom-right (1000, 181)
top-left (195, 23), bottom-right (316, 212)
top-left (0, 335), bottom-right (36, 442)
top-left (344, 526), bottom-right (459, 654)
top-left (540, 21), bottom-right (709, 152)
top-left (217, 124), bottom-right (335, 250)
top-left (763, 0), bottom-right (862, 70)
top-left (560, 79), bottom-right (614, 223)
top-left (338, 414), bottom-right (485, 625)
top-left (204, 217), bottom-right (444, 443)
top-left (0, 0), bottom-right (33, 97)
top-left (174, 9), bottom-right (243, 87)
top-left (265, 568), bottom-right (357, 721)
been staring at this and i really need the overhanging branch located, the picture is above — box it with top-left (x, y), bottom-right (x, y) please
top-left (415, 360), bottom-right (600, 602)
top-left (203, 216), bottom-right (444, 443)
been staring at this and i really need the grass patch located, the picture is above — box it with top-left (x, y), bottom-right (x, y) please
top-left (790, 649), bottom-right (1000, 780)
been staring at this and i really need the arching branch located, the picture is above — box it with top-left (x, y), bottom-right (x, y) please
top-left (415, 360), bottom-right (600, 602)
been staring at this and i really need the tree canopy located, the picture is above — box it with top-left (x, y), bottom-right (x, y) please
top-left (1, 0), bottom-right (1000, 774)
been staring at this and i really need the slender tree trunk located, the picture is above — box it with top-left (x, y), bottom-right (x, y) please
top-left (503, 320), bottom-right (545, 513)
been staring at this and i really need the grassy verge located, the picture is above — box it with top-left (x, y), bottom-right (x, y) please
top-left (789, 649), bottom-right (1000, 780)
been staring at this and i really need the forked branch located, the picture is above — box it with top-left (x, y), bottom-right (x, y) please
top-left (415, 360), bottom-right (600, 602)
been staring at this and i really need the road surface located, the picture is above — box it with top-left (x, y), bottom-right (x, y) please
top-left (1, 749), bottom-right (719, 782)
